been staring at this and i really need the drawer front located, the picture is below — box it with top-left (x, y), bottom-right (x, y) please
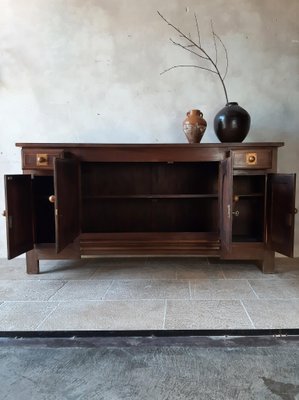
top-left (232, 149), bottom-right (272, 169)
top-left (22, 149), bottom-right (64, 170)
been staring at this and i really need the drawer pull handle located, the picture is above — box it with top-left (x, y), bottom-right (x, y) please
top-left (246, 153), bottom-right (257, 165)
top-left (36, 154), bottom-right (48, 166)
top-left (49, 195), bottom-right (56, 203)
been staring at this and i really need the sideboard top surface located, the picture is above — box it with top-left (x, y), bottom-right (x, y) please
top-left (16, 142), bottom-right (284, 149)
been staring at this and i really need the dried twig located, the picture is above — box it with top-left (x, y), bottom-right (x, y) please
top-left (169, 38), bottom-right (209, 61)
top-left (160, 64), bottom-right (218, 75)
top-left (210, 20), bottom-right (218, 66)
top-left (194, 13), bottom-right (201, 46)
top-left (158, 10), bottom-right (229, 103)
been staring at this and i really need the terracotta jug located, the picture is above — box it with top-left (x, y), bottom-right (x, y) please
top-left (183, 109), bottom-right (207, 143)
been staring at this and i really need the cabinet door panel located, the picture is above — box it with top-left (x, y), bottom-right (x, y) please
top-left (220, 157), bottom-right (233, 257)
top-left (4, 175), bottom-right (34, 259)
top-left (267, 173), bottom-right (296, 257)
top-left (54, 158), bottom-right (80, 252)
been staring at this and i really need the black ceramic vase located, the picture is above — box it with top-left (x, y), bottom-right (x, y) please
top-left (214, 102), bottom-right (251, 143)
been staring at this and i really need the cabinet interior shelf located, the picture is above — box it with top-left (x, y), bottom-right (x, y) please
top-left (83, 194), bottom-right (218, 200)
top-left (234, 193), bottom-right (264, 198)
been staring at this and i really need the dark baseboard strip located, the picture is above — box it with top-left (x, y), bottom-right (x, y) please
top-left (0, 330), bottom-right (299, 348)
top-left (0, 328), bottom-right (298, 338)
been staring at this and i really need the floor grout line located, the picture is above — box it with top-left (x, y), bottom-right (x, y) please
top-left (240, 300), bottom-right (256, 329)
top-left (46, 281), bottom-right (68, 301)
top-left (101, 280), bottom-right (115, 300)
top-left (162, 300), bottom-right (167, 329)
top-left (34, 302), bottom-right (61, 330)
top-left (246, 280), bottom-right (260, 299)
top-left (0, 302), bottom-right (6, 310)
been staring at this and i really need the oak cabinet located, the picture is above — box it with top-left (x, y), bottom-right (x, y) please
top-left (3, 143), bottom-right (296, 274)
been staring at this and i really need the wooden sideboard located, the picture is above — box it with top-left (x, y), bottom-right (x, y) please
top-left (3, 143), bottom-right (296, 274)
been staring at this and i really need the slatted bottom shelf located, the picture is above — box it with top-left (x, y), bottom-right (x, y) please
top-left (80, 232), bottom-right (220, 256)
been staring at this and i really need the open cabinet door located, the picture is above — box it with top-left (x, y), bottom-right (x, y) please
top-left (267, 173), bottom-right (296, 257)
top-left (54, 158), bottom-right (80, 253)
top-left (4, 175), bottom-right (34, 259)
top-left (220, 157), bottom-right (233, 257)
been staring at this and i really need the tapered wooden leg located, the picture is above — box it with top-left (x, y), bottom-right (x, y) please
top-left (257, 250), bottom-right (275, 274)
top-left (26, 249), bottom-right (39, 274)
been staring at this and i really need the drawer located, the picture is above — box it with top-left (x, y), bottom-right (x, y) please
top-left (232, 149), bottom-right (272, 169)
top-left (22, 149), bottom-right (64, 170)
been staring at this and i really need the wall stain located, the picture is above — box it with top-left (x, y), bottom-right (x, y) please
top-left (261, 377), bottom-right (299, 400)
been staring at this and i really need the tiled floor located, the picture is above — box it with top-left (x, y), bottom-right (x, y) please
top-left (0, 257), bottom-right (298, 331)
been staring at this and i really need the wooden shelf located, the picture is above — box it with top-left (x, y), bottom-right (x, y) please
top-left (80, 232), bottom-right (221, 256)
top-left (234, 193), bottom-right (264, 198)
top-left (83, 194), bottom-right (218, 200)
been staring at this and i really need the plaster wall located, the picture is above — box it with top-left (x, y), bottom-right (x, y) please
top-left (0, 0), bottom-right (298, 257)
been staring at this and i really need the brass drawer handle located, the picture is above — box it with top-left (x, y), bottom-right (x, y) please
top-left (49, 195), bottom-right (56, 203)
top-left (36, 154), bottom-right (48, 166)
top-left (246, 152), bottom-right (257, 165)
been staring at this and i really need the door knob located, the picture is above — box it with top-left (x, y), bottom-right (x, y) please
top-left (49, 195), bottom-right (56, 203)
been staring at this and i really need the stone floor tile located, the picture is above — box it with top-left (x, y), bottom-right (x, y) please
top-left (165, 300), bottom-right (253, 329)
top-left (146, 257), bottom-right (210, 267)
top-left (0, 259), bottom-right (98, 280)
top-left (0, 301), bottom-right (58, 330)
top-left (242, 299), bottom-right (299, 329)
top-left (39, 260), bottom-right (99, 280)
top-left (50, 280), bottom-right (112, 301)
top-left (190, 279), bottom-right (257, 300)
top-left (222, 264), bottom-right (274, 279)
top-left (104, 279), bottom-right (190, 300)
top-left (38, 300), bottom-right (165, 330)
top-left (91, 264), bottom-right (176, 280)
top-left (0, 257), bottom-right (26, 268)
top-left (176, 265), bottom-right (224, 279)
top-left (87, 257), bottom-right (147, 268)
top-left (248, 278), bottom-right (299, 299)
top-left (0, 280), bottom-right (65, 301)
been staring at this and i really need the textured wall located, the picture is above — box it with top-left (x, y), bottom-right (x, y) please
top-left (0, 0), bottom-right (298, 257)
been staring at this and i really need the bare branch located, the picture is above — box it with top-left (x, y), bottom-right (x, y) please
top-left (210, 20), bottom-right (218, 65)
top-left (214, 32), bottom-right (229, 80)
top-left (157, 10), bottom-right (229, 103)
top-left (169, 38), bottom-right (209, 61)
top-left (194, 13), bottom-right (201, 46)
top-left (160, 64), bottom-right (218, 76)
